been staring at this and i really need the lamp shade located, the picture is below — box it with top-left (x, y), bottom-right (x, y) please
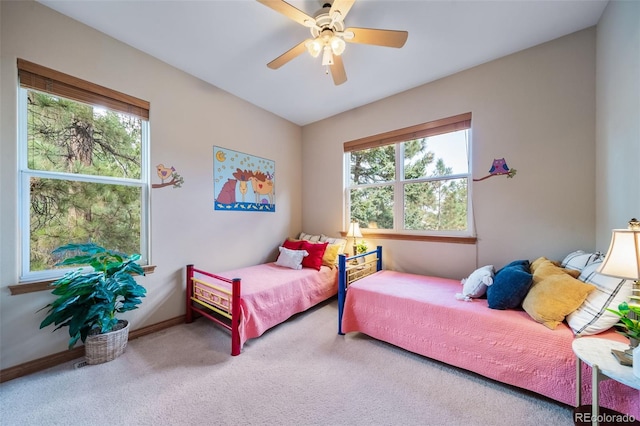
top-left (305, 39), bottom-right (322, 58)
top-left (330, 36), bottom-right (346, 55)
top-left (346, 222), bottom-right (362, 238)
top-left (598, 229), bottom-right (640, 280)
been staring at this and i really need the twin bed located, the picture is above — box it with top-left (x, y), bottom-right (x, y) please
top-left (186, 261), bottom-right (337, 355)
top-left (337, 247), bottom-right (640, 418)
top-left (184, 244), bottom-right (378, 355)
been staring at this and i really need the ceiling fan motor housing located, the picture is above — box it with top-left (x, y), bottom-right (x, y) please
top-left (311, 4), bottom-right (345, 38)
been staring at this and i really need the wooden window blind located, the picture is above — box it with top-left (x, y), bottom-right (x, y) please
top-left (17, 58), bottom-right (149, 120)
top-left (343, 112), bottom-right (471, 153)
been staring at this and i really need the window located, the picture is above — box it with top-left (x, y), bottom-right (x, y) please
top-left (344, 113), bottom-right (472, 238)
top-left (17, 59), bottom-right (150, 282)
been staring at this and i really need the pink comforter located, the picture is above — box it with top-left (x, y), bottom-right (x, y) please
top-left (219, 263), bottom-right (337, 349)
top-left (342, 270), bottom-right (640, 417)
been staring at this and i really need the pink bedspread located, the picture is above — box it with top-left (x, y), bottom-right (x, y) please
top-left (218, 263), bottom-right (337, 349)
top-left (342, 270), bottom-right (640, 417)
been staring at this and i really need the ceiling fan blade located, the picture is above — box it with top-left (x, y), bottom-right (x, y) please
top-left (267, 39), bottom-right (309, 69)
top-left (344, 27), bottom-right (408, 48)
top-left (330, 55), bottom-right (347, 86)
top-left (329, 0), bottom-right (355, 21)
top-left (256, 0), bottom-right (316, 27)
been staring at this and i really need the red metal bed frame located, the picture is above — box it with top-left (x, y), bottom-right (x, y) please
top-left (185, 264), bottom-right (242, 356)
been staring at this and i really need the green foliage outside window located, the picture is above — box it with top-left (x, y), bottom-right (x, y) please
top-left (349, 132), bottom-right (469, 233)
top-left (25, 91), bottom-right (144, 272)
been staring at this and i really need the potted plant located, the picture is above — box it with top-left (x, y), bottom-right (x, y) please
top-left (355, 241), bottom-right (368, 264)
top-left (607, 301), bottom-right (640, 376)
top-left (356, 241), bottom-right (368, 255)
top-left (39, 243), bottom-right (146, 364)
top-left (607, 301), bottom-right (640, 345)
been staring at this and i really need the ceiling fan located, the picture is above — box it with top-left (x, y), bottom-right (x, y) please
top-left (257, 0), bottom-right (408, 85)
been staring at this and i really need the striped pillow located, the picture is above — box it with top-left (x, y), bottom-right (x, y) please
top-left (298, 232), bottom-right (321, 242)
top-left (566, 261), bottom-right (633, 335)
top-left (561, 250), bottom-right (604, 273)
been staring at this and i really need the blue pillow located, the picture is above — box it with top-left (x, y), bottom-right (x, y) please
top-left (487, 261), bottom-right (533, 310)
top-left (496, 259), bottom-right (530, 275)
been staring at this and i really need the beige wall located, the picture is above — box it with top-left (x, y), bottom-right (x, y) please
top-left (302, 28), bottom-right (598, 278)
top-left (0, 1), bottom-right (301, 370)
top-left (2, 0), bottom-right (635, 373)
top-left (595, 0), bottom-right (640, 248)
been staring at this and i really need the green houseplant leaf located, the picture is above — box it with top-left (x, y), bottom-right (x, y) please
top-left (356, 241), bottom-right (368, 254)
top-left (606, 301), bottom-right (640, 341)
top-left (39, 243), bottom-right (146, 349)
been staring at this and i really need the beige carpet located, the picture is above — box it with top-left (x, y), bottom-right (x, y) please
top-left (0, 299), bottom-right (574, 426)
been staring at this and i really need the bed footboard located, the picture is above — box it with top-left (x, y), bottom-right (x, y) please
top-left (337, 246), bottom-right (382, 335)
top-left (186, 264), bottom-right (242, 356)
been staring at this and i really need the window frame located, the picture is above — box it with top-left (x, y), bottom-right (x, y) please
top-left (16, 59), bottom-right (151, 283)
top-left (344, 113), bottom-right (475, 241)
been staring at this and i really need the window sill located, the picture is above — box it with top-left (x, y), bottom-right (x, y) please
top-left (8, 265), bottom-right (156, 296)
top-left (341, 232), bottom-right (477, 245)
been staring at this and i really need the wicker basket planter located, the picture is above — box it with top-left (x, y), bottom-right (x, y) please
top-left (39, 244), bottom-right (146, 362)
top-left (85, 320), bottom-right (130, 365)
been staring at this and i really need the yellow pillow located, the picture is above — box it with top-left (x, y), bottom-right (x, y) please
top-left (321, 243), bottom-right (341, 268)
top-left (564, 269), bottom-right (581, 279)
top-left (531, 258), bottom-right (572, 285)
top-left (530, 257), bottom-right (548, 273)
top-left (522, 274), bottom-right (595, 329)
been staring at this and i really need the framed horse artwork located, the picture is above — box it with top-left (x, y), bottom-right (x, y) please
top-left (213, 146), bottom-right (275, 212)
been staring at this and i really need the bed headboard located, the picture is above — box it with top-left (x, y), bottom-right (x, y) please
top-left (337, 246), bottom-right (382, 335)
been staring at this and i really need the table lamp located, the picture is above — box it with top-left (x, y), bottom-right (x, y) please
top-left (346, 221), bottom-right (362, 256)
top-left (597, 218), bottom-right (640, 362)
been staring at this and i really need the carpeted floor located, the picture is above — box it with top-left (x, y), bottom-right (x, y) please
top-left (0, 299), bottom-right (574, 426)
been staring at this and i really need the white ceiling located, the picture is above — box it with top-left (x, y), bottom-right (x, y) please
top-left (38, 0), bottom-right (608, 126)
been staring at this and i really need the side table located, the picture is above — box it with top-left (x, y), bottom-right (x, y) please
top-left (572, 337), bottom-right (640, 425)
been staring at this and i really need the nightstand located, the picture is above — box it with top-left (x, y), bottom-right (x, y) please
top-left (345, 262), bottom-right (374, 281)
top-left (572, 338), bottom-right (640, 425)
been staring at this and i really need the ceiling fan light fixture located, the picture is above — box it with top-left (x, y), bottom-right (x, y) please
top-left (305, 39), bottom-right (323, 58)
top-left (322, 45), bottom-right (334, 66)
top-left (330, 35), bottom-right (346, 56)
top-left (258, 0), bottom-right (409, 86)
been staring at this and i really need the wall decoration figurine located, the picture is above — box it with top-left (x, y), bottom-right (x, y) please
top-left (152, 164), bottom-right (184, 189)
top-left (214, 146), bottom-right (275, 212)
top-left (473, 158), bottom-right (517, 182)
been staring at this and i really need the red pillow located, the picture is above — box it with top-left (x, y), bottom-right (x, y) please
top-left (300, 241), bottom-right (328, 271)
top-left (282, 238), bottom-right (303, 251)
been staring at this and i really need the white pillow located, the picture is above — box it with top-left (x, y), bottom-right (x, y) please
top-left (566, 261), bottom-right (633, 336)
top-left (456, 265), bottom-right (494, 301)
top-left (275, 247), bottom-right (308, 270)
top-left (561, 250), bottom-right (603, 273)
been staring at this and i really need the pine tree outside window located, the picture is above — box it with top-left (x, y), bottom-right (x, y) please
top-left (17, 59), bottom-right (150, 282)
top-left (344, 113), bottom-right (473, 238)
